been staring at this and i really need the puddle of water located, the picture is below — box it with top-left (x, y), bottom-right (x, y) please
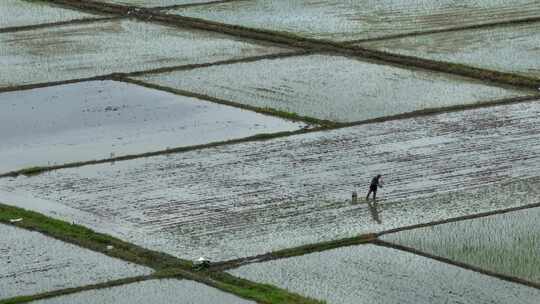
top-left (31, 279), bottom-right (254, 304)
top-left (361, 22), bottom-right (540, 78)
top-left (136, 54), bottom-right (528, 123)
top-left (230, 244), bottom-right (540, 304)
top-left (0, 224), bottom-right (151, 300)
top-left (382, 207), bottom-right (540, 283)
top-left (0, 80), bottom-right (305, 174)
top-left (1, 101), bottom-right (539, 262)
top-left (0, 0), bottom-right (100, 29)
top-left (0, 19), bottom-right (292, 88)
top-left (172, 0), bottom-right (540, 41)
top-left (97, 0), bottom-right (217, 7)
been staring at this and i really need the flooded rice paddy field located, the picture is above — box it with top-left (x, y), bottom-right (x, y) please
top-left (0, 18), bottom-right (291, 88)
top-left (31, 279), bottom-right (255, 304)
top-left (361, 22), bottom-right (540, 79)
top-left (95, 0), bottom-right (220, 7)
top-left (0, 0), bottom-right (101, 29)
top-left (0, 224), bottom-right (151, 300)
top-left (382, 207), bottom-right (540, 283)
top-left (1, 101), bottom-right (539, 261)
top-left (230, 244), bottom-right (540, 304)
top-left (170, 0), bottom-right (540, 41)
top-left (0, 80), bottom-right (304, 174)
top-left (135, 54), bottom-right (528, 123)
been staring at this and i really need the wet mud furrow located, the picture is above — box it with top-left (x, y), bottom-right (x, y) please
top-left (1, 101), bottom-right (539, 261)
top-left (0, 17), bottom-right (120, 34)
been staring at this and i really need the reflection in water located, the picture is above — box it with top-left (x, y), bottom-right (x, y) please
top-left (368, 201), bottom-right (381, 224)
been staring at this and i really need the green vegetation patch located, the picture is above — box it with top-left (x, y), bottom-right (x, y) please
top-left (0, 203), bottom-right (191, 270)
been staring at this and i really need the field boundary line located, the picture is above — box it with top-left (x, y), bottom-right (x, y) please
top-left (120, 76), bottom-right (332, 126)
top-left (44, 0), bottom-right (540, 90)
top-left (346, 16), bottom-right (540, 44)
top-left (0, 51), bottom-right (307, 93)
top-left (373, 239), bottom-right (540, 290)
top-left (376, 202), bottom-right (540, 237)
top-left (0, 205), bottom-right (322, 304)
top-left (0, 275), bottom-right (156, 304)
top-left (0, 17), bottom-right (122, 33)
top-left (155, 0), bottom-right (241, 11)
top-left (211, 234), bottom-right (377, 271)
top-left (1, 94), bottom-right (538, 178)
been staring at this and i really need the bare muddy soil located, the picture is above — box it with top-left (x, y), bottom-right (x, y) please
top-left (0, 80), bottom-right (304, 174)
top-left (31, 279), bottom-right (254, 304)
top-left (0, 18), bottom-right (292, 88)
top-left (0, 224), bottom-right (151, 300)
top-left (95, 0), bottom-right (220, 7)
top-left (1, 101), bottom-right (539, 262)
top-left (171, 0), bottom-right (540, 41)
top-left (230, 244), bottom-right (540, 304)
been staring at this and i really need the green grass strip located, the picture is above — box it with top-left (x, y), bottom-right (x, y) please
top-left (0, 204), bottom-right (327, 304)
top-left (0, 275), bottom-right (155, 304)
top-left (0, 203), bottom-right (191, 270)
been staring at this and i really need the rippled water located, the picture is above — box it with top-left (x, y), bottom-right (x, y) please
top-left (0, 0), bottom-right (100, 29)
top-left (230, 244), bottom-right (540, 304)
top-left (361, 22), bottom-right (540, 78)
top-left (382, 207), bottom-right (540, 283)
top-left (172, 0), bottom-right (540, 41)
top-left (136, 54), bottom-right (528, 123)
top-left (0, 19), bottom-right (291, 88)
top-left (32, 279), bottom-right (254, 304)
top-left (0, 224), bottom-right (151, 300)
top-left (1, 101), bottom-right (538, 261)
top-left (0, 80), bottom-right (304, 174)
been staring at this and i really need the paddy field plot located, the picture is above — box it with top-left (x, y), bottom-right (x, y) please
top-left (0, 80), bottom-right (304, 174)
top-left (0, 19), bottom-right (292, 88)
top-left (1, 101), bottom-right (539, 261)
top-left (32, 279), bottom-right (254, 304)
top-left (170, 0), bottom-right (540, 41)
top-left (95, 0), bottom-right (220, 7)
top-left (0, 0), bottom-right (102, 30)
top-left (0, 224), bottom-right (151, 300)
top-left (382, 207), bottom-right (540, 283)
top-left (135, 54), bottom-right (528, 123)
top-left (360, 22), bottom-right (540, 79)
top-left (230, 244), bottom-right (540, 304)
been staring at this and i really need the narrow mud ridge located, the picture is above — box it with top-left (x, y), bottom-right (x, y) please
top-left (0, 275), bottom-right (156, 304)
top-left (373, 239), bottom-right (540, 290)
top-left (0, 17), bottom-right (121, 33)
top-left (210, 234), bottom-right (377, 271)
top-left (346, 15), bottom-right (540, 44)
top-left (0, 205), bottom-right (322, 304)
top-left (2, 94), bottom-right (538, 179)
top-left (155, 0), bottom-right (242, 11)
top-left (44, 0), bottom-right (540, 90)
top-left (376, 202), bottom-right (540, 237)
top-left (0, 51), bottom-right (306, 93)
top-left (0, 128), bottom-right (323, 179)
top-left (121, 77), bottom-right (331, 126)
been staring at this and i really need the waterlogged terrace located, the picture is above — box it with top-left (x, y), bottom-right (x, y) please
top-left (230, 244), bottom-right (540, 304)
top-left (382, 207), bottom-right (540, 283)
top-left (171, 0), bottom-right (540, 41)
top-left (1, 101), bottom-right (539, 261)
top-left (0, 18), bottom-right (292, 88)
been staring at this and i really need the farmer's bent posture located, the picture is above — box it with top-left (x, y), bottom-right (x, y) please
top-left (366, 174), bottom-right (382, 200)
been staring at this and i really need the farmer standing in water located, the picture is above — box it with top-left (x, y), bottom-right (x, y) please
top-left (366, 174), bottom-right (383, 201)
